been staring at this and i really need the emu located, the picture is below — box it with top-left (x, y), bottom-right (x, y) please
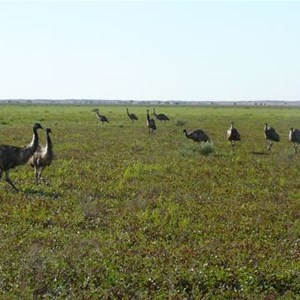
top-left (264, 123), bottom-right (280, 151)
top-left (126, 108), bottom-right (138, 122)
top-left (289, 127), bottom-right (300, 154)
top-left (227, 122), bottom-right (241, 150)
top-left (153, 108), bottom-right (169, 123)
top-left (28, 128), bottom-right (54, 185)
top-left (146, 109), bottom-right (156, 133)
top-left (96, 109), bottom-right (109, 124)
top-left (183, 129), bottom-right (210, 144)
top-left (0, 123), bottom-right (43, 191)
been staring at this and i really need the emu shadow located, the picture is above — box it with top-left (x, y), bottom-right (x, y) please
top-left (251, 151), bottom-right (269, 155)
top-left (23, 188), bottom-right (59, 199)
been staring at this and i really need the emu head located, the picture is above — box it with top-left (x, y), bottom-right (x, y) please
top-left (45, 128), bottom-right (52, 134)
top-left (264, 123), bottom-right (269, 131)
top-left (33, 123), bottom-right (43, 130)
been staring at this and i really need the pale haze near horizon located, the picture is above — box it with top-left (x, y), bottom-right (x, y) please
top-left (0, 1), bottom-right (299, 101)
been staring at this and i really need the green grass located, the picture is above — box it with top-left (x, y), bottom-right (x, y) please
top-left (0, 104), bottom-right (300, 299)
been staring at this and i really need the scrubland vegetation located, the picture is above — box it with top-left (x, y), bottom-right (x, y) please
top-left (0, 104), bottom-right (300, 299)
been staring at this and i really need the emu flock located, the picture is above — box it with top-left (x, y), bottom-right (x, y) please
top-left (97, 108), bottom-right (300, 154)
top-left (0, 107), bottom-right (299, 192)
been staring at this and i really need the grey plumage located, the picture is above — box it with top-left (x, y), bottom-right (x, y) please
top-left (126, 108), bottom-right (138, 122)
top-left (96, 109), bottom-right (109, 124)
top-left (289, 127), bottom-right (300, 154)
top-left (227, 122), bottom-right (241, 150)
top-left (0, 123), bottom-right (43, 191)
top-left (264, 123), bottom-right (280, 151)
top-left (153, 108), bottom-right (169, 123)
top-left (183, 129), bottom-right (210, 143)
top-left (146, 109), bottom-right (156, 133)
top-left (28, 128), bottom-right (54, 185)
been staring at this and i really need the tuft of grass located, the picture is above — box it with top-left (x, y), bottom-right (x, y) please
top-left (199, 141), bottom-right (215, 156)
top-left (179, 142), bottom-right (215, 157)
top-left (123, 163), bottom-right (168, 181)
top-left (174, 119), bottom-right (187, 127)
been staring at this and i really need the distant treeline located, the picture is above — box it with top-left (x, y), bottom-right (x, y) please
top-left (0, 99), bottom-right (300, 106)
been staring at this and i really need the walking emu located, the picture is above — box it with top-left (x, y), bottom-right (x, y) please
top-left (96, 109), bottom-right (109, 124)
top-left (0, 123), bottom-right (43, 191)
top-left (227, 122), bottom-right (241, 150)
top-left (289, 127), bottom-right (300, 154)
top-left (183, 129), bottom-right (210, 144)
top-left (146, 109), bottom-right (156, 133)
top-left (126, 108), bottom-right (138, 122)
top-left (28, 128), bottom-right (54, 185)
top-left (264, 123), bottom-right (280, 151)
top-left (153, 108), bottom-right (169, 123)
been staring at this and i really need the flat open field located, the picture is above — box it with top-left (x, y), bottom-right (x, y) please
top-left (0, 104), bottom-right (300, 299)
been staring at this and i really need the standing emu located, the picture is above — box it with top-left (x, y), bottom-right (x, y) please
top-left (183, 129), bottom-right (210, 144)
top-left (0, 123), bottom-right (43, 191)
top-left (146, 109), bottom-right (156, 133)
top-left (126, 108), bottom-right (138, 122)
top-left (153, 108), bottom-right (169, 123)
top-left (28, 128), bottom-right (54, 185)
top-left (264, 123), bottom-right (280, 151)
top-left (96, 109), bottom-right (109, 124)
top-left (227, 122), bottom-right (241, 150)
top-left (289, 127), bottom-right (300, 154)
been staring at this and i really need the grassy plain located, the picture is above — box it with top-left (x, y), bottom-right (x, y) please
top-left (0, 104), bottom-right (300, 299)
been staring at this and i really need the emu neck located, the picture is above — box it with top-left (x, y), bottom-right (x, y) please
top-left (45, 133), bottom-right (53, 153)
top-left (184, 130), bottom-right (189, 138)
top-left (23, 128), bottom-right (40, 162)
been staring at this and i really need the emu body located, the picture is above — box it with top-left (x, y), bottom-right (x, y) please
top-left (28, 128), bottom-right (54, 184)
top-left (289, 127), bottom-right (300, 154)
top-left (0, 123), bottom-right (43, 191)
top-left (183, 129), bottom-right (210, 144)
top-left (153, 108), bottom-right (169, 123)
top-left (96, 109), bottom-right (109, 124)
top-left (264, 123), bottom-right (280, 151)
top-left (126, 108), bottom-right (138, 122)
top-left (227, 122), bottom-right (241, 150)
top-left (146, 109), bottom-right (156, 133)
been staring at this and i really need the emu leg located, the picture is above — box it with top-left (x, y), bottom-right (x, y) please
top-left (5, 170), bottom-right (19, 192)
top-left (38, 167), bottom-right (45, 185)
top-left (231, 140), bottom-right (235, 150)
top-left (35, 167), bottom-right (44, 185)
top-left (294, 143), bottom-right (298, 154)
top-left (267, 140), bottom-right (272, 151)
top-left (34, 167), bottom-right (39, 185)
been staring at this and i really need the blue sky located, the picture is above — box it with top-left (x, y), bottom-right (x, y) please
top-left (0, 1), bottom-right (299, 101)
